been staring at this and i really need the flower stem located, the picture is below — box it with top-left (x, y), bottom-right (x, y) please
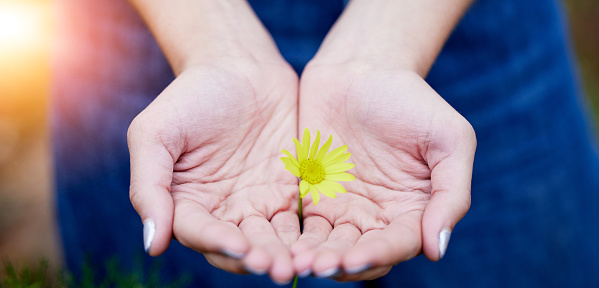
top-left (298, 195), bottom-right (303, 232)
top-left (293, 183), bottom-right (303, 288)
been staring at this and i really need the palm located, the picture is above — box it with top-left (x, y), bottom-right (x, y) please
top-left (293, 66), bottom-right (476, 280)
top-left (128, 63), bottom-right (300, 282)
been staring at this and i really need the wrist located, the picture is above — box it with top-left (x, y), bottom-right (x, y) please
top-left (309, 0), bottom-right (473, 77)
top-left (131, 0), bottom-right (285, 76)
top-left (308, 48), bottom-right (421, 77)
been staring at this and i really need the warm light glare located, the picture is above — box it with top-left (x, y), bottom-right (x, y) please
top-left (0, 0), bottom-right (53, 107)
top-left (0, 1), bottom-right (51, 51)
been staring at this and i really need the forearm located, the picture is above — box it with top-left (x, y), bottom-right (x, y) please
top-left (129, 0), bottom-right (282, 75)
top-left (311, 0), bottom-right (473, 76)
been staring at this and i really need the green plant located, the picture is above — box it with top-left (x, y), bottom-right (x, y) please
top-left (1, 257), bottom-right (191, 288)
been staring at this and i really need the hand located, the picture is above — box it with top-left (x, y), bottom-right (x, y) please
top-left (292, 62), bottom-right (476, 281)
top-left (127, 60), bottom-right (300, 284)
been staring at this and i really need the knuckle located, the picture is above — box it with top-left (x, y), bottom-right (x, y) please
top-left (454, 116), bottom-right (477, 147)
top-left (172, 218), bottom-right (188, 247)
top-left (127, 113), bottom-right (151, 146)
top-left (127, 114), bottom-right (143, 146)
top-left (462, 192), bottom-right (472, 215)
top-left (129, 188), bottom-right (142, 214)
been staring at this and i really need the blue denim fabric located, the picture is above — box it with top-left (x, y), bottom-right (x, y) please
top-left (51, 0), bottom-right (599, 287)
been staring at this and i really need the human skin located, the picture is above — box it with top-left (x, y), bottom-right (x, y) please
top-left (292, 0), bottom-right (476, 281)
top-left (126, 0), bottom-right (476, 284)
top-left (127, 0), bottom-right (301, 284)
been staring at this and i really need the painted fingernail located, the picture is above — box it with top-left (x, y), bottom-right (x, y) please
top-left (243, 265), bottom-right (267, 276)
top-left (439, 228), bottom-right (452, 259)
top-left (143, 219), bottom-right (155, 253)
top-left (316, 267), bottom-right (340, 278)
top-left (272, 278), bottom-right (292, 286)
top-left (298, 268), bottom-right (311, 278)
top-left (221, 248), bottom-right (245, 260)
top-left (345, 263), bottom-right (371, 275)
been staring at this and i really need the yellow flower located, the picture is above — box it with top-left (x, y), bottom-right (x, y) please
top-left (280, 128), bottom-right (355, 205)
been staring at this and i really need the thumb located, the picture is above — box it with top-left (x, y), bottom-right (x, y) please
top-left (421, 120), bottom-right (476, 261)
top-left (127, 117), bottom-right (178, 256)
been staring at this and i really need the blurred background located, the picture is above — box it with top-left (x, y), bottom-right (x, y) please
top-left (0, 0), bottom-right (598, 284)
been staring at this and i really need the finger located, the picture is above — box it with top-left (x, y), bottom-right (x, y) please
top-left (270, 211), bottom-right (301, 247)
top-left (128, 121), bottom-right (177, 256)
top-left (335, 265), bottom-right (392, 282)
top-left (311, 223), bottom-right (362, 278)
top-left (291, 216), bottom-right (333, 254)
top-left (173, 199), bottom-right (250, 259)
top-left (291, 216), bottom-right (333, 276)
top-left (240, 216), bottom-right (294, 285)
top-left (422, 124), bottom-right (476, 261)
top-left (204, 252), bottom-right (247, 274)
top-left (342, 212), bottom-right (422, 272)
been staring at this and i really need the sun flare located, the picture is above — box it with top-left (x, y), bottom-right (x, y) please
top-left (0, 1), bottom-right (51, 51)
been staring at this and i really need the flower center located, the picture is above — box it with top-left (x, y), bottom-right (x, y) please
top-left (299, 159), bottom-right (325, 184)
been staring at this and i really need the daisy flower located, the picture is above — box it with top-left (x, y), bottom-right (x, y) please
top-left (280, 128), bottom-right (355, 205)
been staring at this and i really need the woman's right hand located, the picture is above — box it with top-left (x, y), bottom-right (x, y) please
top-left (127, 59), bottom-right (300, 285)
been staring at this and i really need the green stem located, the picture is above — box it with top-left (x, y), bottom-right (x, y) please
top-left (293, 183), bottom-right (303, 288)
top-left (298, 195), bottom-right (303, 232)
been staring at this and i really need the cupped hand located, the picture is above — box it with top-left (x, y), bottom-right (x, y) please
top-left (127, 60), bottom-right (300, 284)
top-left (292, 63), bottom-right (476, 281)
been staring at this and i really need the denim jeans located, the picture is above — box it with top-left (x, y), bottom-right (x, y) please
top-left (51, 0), bottom-right (599, 287)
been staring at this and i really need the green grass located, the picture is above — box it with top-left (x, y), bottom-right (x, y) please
top-left (1, 258), bottom-right (191, 288)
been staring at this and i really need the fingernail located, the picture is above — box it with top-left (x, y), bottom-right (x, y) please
top-left (298, 268), bottom-right (311, 278)
top-left (243, 265), bottom-right (267, 276)
top-left (143, 219), bottom-right (155, 253)
top-left (439, 228), bottom-right (452, 259)
top-left (272, 278), bottom-right (291, 286)
top-left (316, 267), bottom-right (340, 278)
top-left (221, 248), bottom-right (245, 260)
top-left (345, 263), bottom-right (371, 274)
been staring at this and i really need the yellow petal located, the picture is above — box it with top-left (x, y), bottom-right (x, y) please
top-left (282, 160), bottom-right (301, 177)
top-left (300, 180), bottom-right (310, 197)
top-left (325, 172), bottom-right (355, 182)
top-left (281, 157), bottom-right (297, 168)
top-left (293, 138), bottom-right (306, 162)
top-left (324, 152), bottom-right (351, 166)
top-left (309, 130), bottom-right (321, 160)
top-left (301, 128), bottom-right (311, 161)
top-left (325, 163), bottom-right (355, 174)
top-left (320, 180), bottom-right (347, 194)
top-left (322, 145), bottom-right (348, 165)
top-left (281, 149), bottom-right (300, 167)
top-left (285, 166), bottom-right (301, 177)
top-left (310, 184), bottom-right (320, 205)
top-left (315, 135), bottom-right (333, 162)
top-left (315, 182), bottom-right (336, 198)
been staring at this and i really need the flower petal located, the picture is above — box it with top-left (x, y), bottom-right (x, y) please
top-left (293, 138), bottom-right (306, 162)
top-left (324, 152), bottom-right (351, 166)
top-left (325, 163), bottom-right (355, 174)
top-left (315, 182), bottom-right (336, 199)
top-left (281, 157), bottom-right (298, 168)
top-left (310, 184), bottom-right (320, 205)
top-left (309, 130), bottom-right (321, 160)
top-left (285, 166), bottom-right (301, 177)
top-left (322, 145), bottom-right (348, 165)
top-left (320, 180), bottom-right (347, 194)
top-left (315, 135), bottom-right (333, 162)
top-left (281, 158), bottom-right (301, 177)
top-left (281, 149), bottom-right (300, 167)
top-left (300, 180), bottom-right (310, 197)
top-left (301, 128), bottom-right (311, 161)
top-left (325, 172), bottom-right (355, 182)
